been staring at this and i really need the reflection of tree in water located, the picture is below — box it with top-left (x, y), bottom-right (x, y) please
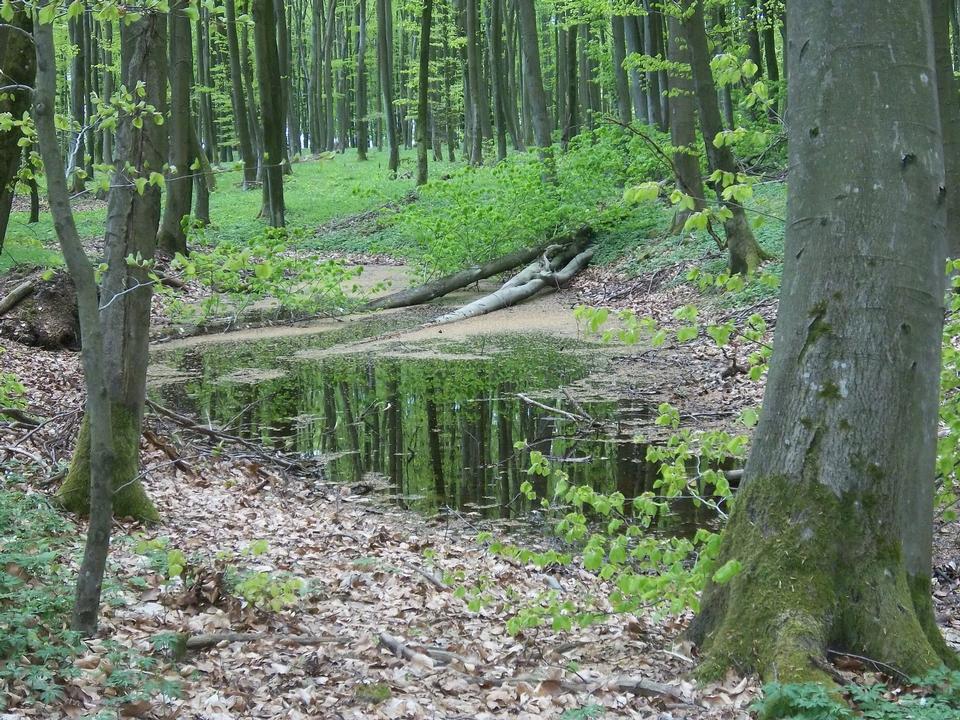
top-left (156, 338), bottom-right (726, 533)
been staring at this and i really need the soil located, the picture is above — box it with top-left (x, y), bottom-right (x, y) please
top-left (0, 269), bottom-right (80, 350)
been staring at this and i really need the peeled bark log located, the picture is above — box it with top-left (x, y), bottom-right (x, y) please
top-left (428, 246), bottom-right (593, 326)
top-left (363, 227), bottom-right (593, 311)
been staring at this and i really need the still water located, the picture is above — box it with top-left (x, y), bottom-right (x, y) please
top-left (151, 332), bottom-right (719, 534)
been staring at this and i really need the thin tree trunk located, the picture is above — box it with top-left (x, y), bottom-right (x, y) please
top-left (682, 0), bottom-right (766, 274)
top-left (666, 15), bottom-right (705, 232)
top-left (253, 0), bottom-right (286, 225)
top-left (0, 2), bottom-right (34, 252)
top-left (376, 0), bottom-right (399, 172)
top-left (416, 0), bottom-right (433, 183)
top-left (157, 0), bottom-right (193, 257)
top-left (516, 0), bottom-right (552, 158)
top-left (611, 15), bottom-right (632, 124)
top-left (34, 1), bottom-right (115, 636)
top-left (226, 0), bottom-right (258, 185)
top-left (624, 13), bottom-right (648, 122)
top-left (356, 0), bottom-right (369, 159)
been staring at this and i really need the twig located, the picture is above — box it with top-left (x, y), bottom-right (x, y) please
top-left (182, 631), bottom-right (346, 651)
top-left (516, 393), bottom-right (587, 423)
top-left (0, 406), bottom-right (42, 427)
top-left (407, 563), bottom-right (447, 591)
top-left (378, 632), bottom-right (436, 668)
top-left (1, 444), bottom-right (47, 468)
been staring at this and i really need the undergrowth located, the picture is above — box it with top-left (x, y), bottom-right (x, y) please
top-left (754, 669), bottom-right (960, 720)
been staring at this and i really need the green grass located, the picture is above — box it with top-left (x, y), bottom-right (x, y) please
top-left (1, 148), bottom-right (460, 272)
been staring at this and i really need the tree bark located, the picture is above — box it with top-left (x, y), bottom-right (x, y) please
top-left (666, 15), bottom-right (705, 233)
top-left (623, 13), bottom-right (648, 122)
top-left (356, 0), bottom-right (369, 159)
top-left (363, 228), bottom-right (592, 310)
top-left (376, 0), bottom-right (399, 172)
top-left (682, 0), bottom-right (767, 274)
top-left (0, 2), bottom-right (35, 253)
top-left (253, 0), bottom-right (286, 225)
top-left (689, 0), bottom-right (954, 682)
top-left (516, 0), bottom-right (553, 172)
top-left (611, 16), bottom-right (632, 124)
top-left (157, 0), bottom-right (193, 257)
top-left (416, 0), bottom-right (433, 182)
top-left (933, 0), bottom-right (960, 257)
top-left (225, 0), bottom-right (258, 186)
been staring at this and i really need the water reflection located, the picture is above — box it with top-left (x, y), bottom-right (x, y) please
top-left (153, 336), bottom-right (722, 534)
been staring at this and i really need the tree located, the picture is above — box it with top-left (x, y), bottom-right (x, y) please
top-left (253, 0), bottom-right (286, 225)
top-left (665, 14), bottom-right (704, 233)
top-left (0, 2), bottom-right (35, 252)
top-left (376, 0), bottom-right (399, 173)
top-left (516, 0), bottom-right (552, 161)
top-left (689, 0), bottom-right (955, 681)
top-left (35, 2), bottom-right (169, 633)
top-left (355, 0), bottom-right (369, 159)
top-left (225, 0), bottom-right (258, 187)
top-left (681, 0), bottom-right (768, 274)
top-left (416, 0), bottom-right (432, 183)
top-left (157, 0), bottom-right (194, 257)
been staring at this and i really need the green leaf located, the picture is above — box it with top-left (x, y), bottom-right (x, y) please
top-left (712, 559), bottom-right (743, 585)
top-left (39, 2), bottom-right (58, 25)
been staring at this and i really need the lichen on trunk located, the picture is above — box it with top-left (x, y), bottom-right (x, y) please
top-left (58, 405), bottom-right (158, 522)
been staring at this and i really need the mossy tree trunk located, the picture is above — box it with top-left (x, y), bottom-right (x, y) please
top-left (56, 13), bottom-right (168, 526)
top-left (689, 0), bottom-right (954, 682)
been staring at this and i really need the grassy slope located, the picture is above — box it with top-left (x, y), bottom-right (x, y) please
top-left (1, 144), bottom-right (788, 304)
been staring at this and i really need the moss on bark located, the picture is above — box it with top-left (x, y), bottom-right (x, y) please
top-left (57, 405), bottom-right (159, 522)
top-left (692, 475), bottom-right (947, 683)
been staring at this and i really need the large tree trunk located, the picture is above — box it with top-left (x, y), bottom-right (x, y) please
top-left (682, 0), bottom-right (767, 275)
top-left (253, 0), bottom-right (286, 226)
top-left (689, 0), bottom-right (953, 682)
top-left (465, 0), bottom-right (484, 164)
top-left (933, 0), bottom-right (960, 257)
top-left (666, 15), bottom-right (705, 233)
top-left (156, 0), bottom-right (193, 257)
top-left (0, 2), bottom-right (35, 253)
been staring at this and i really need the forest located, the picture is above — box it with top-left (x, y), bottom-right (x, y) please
top-left (2, 0), bottom-right (960, 717)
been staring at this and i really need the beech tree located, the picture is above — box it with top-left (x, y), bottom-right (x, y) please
top-left (689, 0), bottom-right (955, 680)
top-left (0, 1), bottom-right (35, 250)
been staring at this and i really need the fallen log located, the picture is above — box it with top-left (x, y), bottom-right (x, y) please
top-left (0, 279), bottom-right (35, 315)
top-left (362, 227), bottom-right (593, 311)
top-left (428, 246), bottom-right (594, 326)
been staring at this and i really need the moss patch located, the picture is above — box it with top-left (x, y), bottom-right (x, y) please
top-left (57, 405), bottom-right (159, 522)
top-left (695, 474), bottom-right (942, 683)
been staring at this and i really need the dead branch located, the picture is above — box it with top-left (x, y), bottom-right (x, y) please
top-left (516, 394), bottom-right (588, 423)
top-left (0, 406), bottom-right (43, 427)
top-left (378, 632), bottom-right (436, 668)
top-left (181, 631), bottom-right (347, 651)
top-left (0, 279), bottom-right (36, 315)
top-left (429, 247), bottom-right (594, 326)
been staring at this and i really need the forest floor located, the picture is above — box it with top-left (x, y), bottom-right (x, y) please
top-left (3, 152), bottom-right (960, 719)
